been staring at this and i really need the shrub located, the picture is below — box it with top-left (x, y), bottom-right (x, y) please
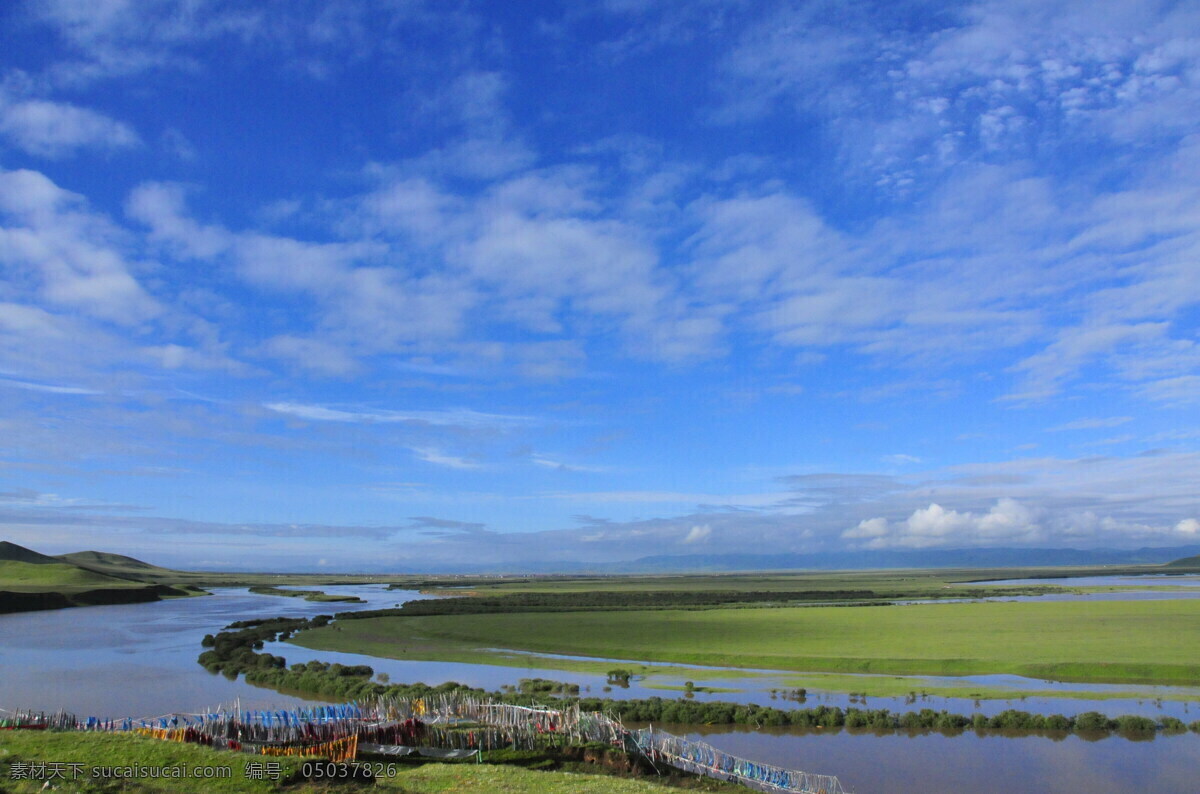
top-left (1043, 714), bottom-right (1071, 732)
top-left (1114, 715), bottom-right (1157, 737)
top-left (1160, 717), bottom-right (1186, 734)
top-left (1074, 712), bottom-right (1112, 732)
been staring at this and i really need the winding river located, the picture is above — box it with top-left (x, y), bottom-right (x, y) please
top-left (3, 579), bottom-right (1199, 792)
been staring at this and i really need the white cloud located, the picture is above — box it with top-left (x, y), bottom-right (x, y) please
top-left (720, 0), bottom-right (1200, 183)
top-left (681, 524), bottom-right (711, 544)
top-left (0, 95), bottom-right (140, 158)
top-left (132, 169), bottom-right (724, 371)
top-left (882, 454), bottom-right (922, 464)
top-left (409, 447), bottom-right (480, 470)
top-left (0, 376), bottom-right (100, 395)
top-left (27, 0), bottom-right (427, 84)
top-left (259, 335), bottom-right (361, 377)
top-left (0, 168), bottom-right (159, 324)
top-left (1140, 375), bottom-right (1200, 405)
top-left (1175, 518), bottom-right (1200, 536)
top-left (264, 401), bottom-right (534, 430)
top-left (530, 454), bottom-right (609, 474)
top-left (843, 499), bottom-right (1046, 549)
top-left (843, 516), bottom-right (888, 540)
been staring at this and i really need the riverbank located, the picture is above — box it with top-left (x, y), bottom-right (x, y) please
top-left (0, 584), bottom-right (206, 615)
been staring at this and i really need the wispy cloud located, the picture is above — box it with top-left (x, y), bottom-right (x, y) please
top-left (1048, 416), bottom-right (1133, 432)
top-left (409, 447), bottom-right (481, 470)
top-left (265, 402), bottom-right (534, 430)
top-left (540, 490), bottom-right (791, 508)
top-left (882, 454), bottom-right (922, 465)
top-left (403, 515), bottom-right (491, 537)
top-left (529, 454), bottom-right (610, 473)
top-left (0, 376), bottom-right (100, 395)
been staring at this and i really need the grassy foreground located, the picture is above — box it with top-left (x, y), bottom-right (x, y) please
top-left (0, 732), bottom-right (689, 793)
top-left (293, 598), bottom-right (1200, 686)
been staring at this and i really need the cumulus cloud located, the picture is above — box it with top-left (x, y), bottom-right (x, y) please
top-left (843, 516), bottom-right (888, 540)
top-left (1176, 518), bottom-right (1200, 536)
top-left (845, 498), bottom-right (1044, 549)
top-left (681, 524), bottom-right (711, 544)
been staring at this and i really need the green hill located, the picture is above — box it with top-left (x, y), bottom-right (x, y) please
top-left (0, 541), bottom-right (204, 613)
top-left (0, 540), bottom-right (64, 565)
top-left (56, 550), bottom-right (176, 580)
top-left (1166, 554), bottom-right (1200, 568)
top-left (0, 541), bottom-right (160, 591)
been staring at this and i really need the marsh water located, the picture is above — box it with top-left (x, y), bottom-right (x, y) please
top-left (3, 576), bottom-right (1200, 792)
top-left (652, 724), bottom-right (1200, 794)
top-left (978, 574), bottom-right (1200, 587)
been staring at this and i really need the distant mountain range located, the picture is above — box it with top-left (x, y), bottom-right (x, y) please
top-left (411, 544), bottom-right (1200, 574)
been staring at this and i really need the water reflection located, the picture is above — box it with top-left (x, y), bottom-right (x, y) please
top-left (0, 585), bottom-right (415, 716)
top-left (649, 724), bottom-right (1200, 794)
top-left (972, 575), bottom-right (1200, 588)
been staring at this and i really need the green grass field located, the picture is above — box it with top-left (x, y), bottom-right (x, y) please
top-left (0, 731), bottom-right (700, 793)
top-left (0, 560), bottom-right (139, 591)
top-left (416, 569), bottom-right (1043, 596)
top-left (293, 599), bottom-right (1200, 687)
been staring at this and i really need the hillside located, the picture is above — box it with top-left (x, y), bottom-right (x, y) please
top-left (1166, 554), bottom-right (1200, 569)
top-left (0, 542), bottom-right (145, 589)
top-left (0, 540), bottom-right (64, 565)
top-left (0, 560), bottom-right (133, 589)
top-left (0, 541), bottom-right (202, 613)
top-left (56, 550), bottom-right (176, 580)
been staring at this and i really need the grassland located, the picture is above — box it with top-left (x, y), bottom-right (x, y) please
top-left (0, 543), bottom-right (210, 614)
top-left (0, 731), bottom-right (719, 793)
top-left (0, 560), bottom-right (137, 590)
top-left (293, 598), bottom-right (1200, 689)
top-left (415, 569), bottom-right (1021, 596)
top-left (408, 565), bottom-right (1198, 597)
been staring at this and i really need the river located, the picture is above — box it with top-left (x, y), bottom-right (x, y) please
top-left (2, 578), bottom-right (1199, 792)
top-left (656, 724), bottom-right (1200, 794)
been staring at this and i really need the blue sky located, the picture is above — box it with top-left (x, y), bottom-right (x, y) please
top-left (0, 0), bottom-right (1198, 570)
